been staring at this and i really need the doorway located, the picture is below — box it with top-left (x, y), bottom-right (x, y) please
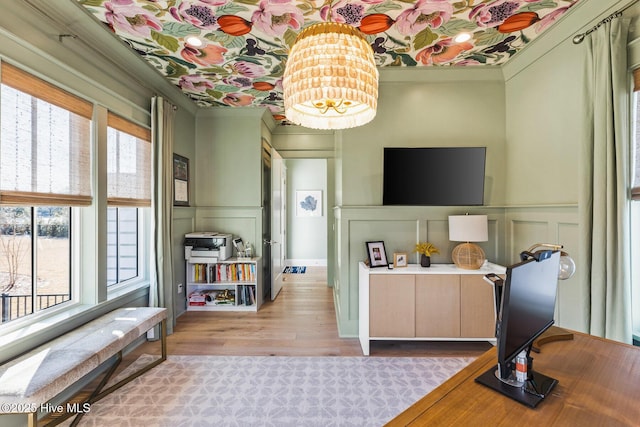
top-left (284, 159), bottom-right (328, 274)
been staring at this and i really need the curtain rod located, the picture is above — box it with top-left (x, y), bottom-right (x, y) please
top-left (573, 1), bottom-right (638, 44)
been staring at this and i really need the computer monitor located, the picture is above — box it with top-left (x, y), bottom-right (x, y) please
top-left (475, 250), bottom-right (561, 407)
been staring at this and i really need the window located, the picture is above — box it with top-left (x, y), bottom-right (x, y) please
top-left (0, 62), bottom-right (92, 205)
top-left (106, 113), bottom-right (151, 287)
top-left (0, 62), bottom-right (91, 323)
top-left (0, 207), bottom-right (71, 322)
top-left (107, 207), bottom-right (138, 286)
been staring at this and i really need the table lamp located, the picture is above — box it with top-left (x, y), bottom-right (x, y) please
top-left (448, 214), bottom-right (488, 270)
top-left (524, 243), bottom-right (576, 280)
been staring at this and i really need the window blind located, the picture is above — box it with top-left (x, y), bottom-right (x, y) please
top-left (0, 62), bottom-right (93, 206)
top-left (107, 112), bottom-right (151, 207)
top-left (633, 68), bottom-right (640, 200)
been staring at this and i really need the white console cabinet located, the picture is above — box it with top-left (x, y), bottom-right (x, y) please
top-left (358, 262), bottom-right (505, 356)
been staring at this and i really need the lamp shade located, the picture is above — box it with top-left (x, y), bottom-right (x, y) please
top-left (282, 22), bottom-right (378, 130)
top-left (448, 215), bottom-right (488, 242)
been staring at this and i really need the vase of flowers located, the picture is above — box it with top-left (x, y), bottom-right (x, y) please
top-left (415, 242), bottom-right (439, 268)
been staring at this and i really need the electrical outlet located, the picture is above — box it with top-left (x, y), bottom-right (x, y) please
top-left (177, 283), bottom-right (183, 294)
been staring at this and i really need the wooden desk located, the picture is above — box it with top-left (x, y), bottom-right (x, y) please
top-left (387, 328), bottom-right (640, 426)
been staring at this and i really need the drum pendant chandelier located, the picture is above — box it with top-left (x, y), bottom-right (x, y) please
top-left (282, 22), bottom-right (379, 130)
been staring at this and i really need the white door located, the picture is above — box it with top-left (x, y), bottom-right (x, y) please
top-left (270, 148), bottom-right (286, 300)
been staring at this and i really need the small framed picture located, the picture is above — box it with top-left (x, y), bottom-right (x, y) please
top-left (366, 241), bottom-right (388, 268)
top-left (296, 190), bottom-right (322, 217)
top-left (173, 153), bottom-right (190, 206)
top-left (232, 237), bottom-right (245, 254)
top-left (393, 252), bottom-right (408, 268)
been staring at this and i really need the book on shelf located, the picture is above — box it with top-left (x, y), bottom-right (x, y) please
top-left (192, 263), bottom-right (208, 282)
top-left (249, 286), bottom-right (255, 305)
top-left (236, 285), bottom-right (256, 306)
top-left (208, 262), bottom-right (256, 283)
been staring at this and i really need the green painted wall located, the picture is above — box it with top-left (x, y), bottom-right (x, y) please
top-left (332, 72), bottom-right (507, 336)
top-left (173, 108), bottom-right (198, 318)
top-left (499, 0), bottom-right (636, 334)
top-left (341, 70), bottom-right (506, 207)
top-left (503, 31), bottom-right (585, 332)
top-left (195, 109), bottom-right (265, 207)
top-left (503, 40), bottom-right (583, 206)
top-left (272, 127), bottom-right (335, 159)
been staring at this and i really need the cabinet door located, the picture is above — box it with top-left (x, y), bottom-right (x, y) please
top-left (369, 275), bottom-right (415, 337)
top-left (460, 275), bottom-right (496, 338)
top-left (415, 275), bottom-right (460, 338)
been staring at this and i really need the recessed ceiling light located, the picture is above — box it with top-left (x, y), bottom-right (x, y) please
top-left (454, 32), bottom-right (472, 43)
top-left (185, 36), bottom-right (204, 48)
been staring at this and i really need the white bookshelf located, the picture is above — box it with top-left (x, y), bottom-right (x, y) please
top-left (186, 257), bottom-right (262, 312)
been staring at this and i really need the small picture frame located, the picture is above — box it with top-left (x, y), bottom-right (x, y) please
top-left (393, 252), bottom-right (408, 268)
top-left (233, 238), bottom-right (245, 257)
top-left (366, 241), bottom-right (388, 268)
top-left (296, 190), bottom-right (322, 217)
top-left (173, 153), bottom-right (190, 206)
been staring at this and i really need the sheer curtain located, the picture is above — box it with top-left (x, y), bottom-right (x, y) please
top-left (579, 17), bottom-right (632, 343)
top-left (150, 96), bottom-right (175, 335)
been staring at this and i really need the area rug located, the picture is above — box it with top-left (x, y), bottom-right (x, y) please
top-left (71, 355), bottom-right (473, 427)
top-left (283, 266), bottom-right (306, 274)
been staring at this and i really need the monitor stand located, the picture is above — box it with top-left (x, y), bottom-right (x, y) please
top-left (475, 366), bottom-right (558, 408)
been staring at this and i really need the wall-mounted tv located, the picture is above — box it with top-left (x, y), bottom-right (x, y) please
top-left (383, 147), bottom-right (486, 206)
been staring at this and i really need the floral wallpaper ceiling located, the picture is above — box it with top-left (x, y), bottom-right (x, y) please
top-left (77, 0), bottom-right (580, 124)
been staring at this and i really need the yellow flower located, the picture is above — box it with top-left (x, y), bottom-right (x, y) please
top-left (415, 242), bottom-right (440, 257)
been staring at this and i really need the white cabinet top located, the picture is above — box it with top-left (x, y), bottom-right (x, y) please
top-left (359, 262), bottom-right (505, 275)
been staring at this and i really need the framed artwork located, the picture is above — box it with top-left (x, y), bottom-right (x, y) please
top-left (296, 190), bottom-right (322, 217)
top-left (366, 241), bottom-right (388, 268)
top-left (393, 252), bottom-right (408, 268)
top-left (173, 153), bottom-right (190, 206)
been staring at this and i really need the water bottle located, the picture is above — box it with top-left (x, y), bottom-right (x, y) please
top-left (515, 350), bottom-right (527, 383)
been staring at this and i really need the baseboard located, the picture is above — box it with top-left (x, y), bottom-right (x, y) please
top-left (285, 259), bottom-right (327, 266)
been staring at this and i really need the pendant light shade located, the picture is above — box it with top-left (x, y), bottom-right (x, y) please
top-left (283, 22), bottom-right (378, 130)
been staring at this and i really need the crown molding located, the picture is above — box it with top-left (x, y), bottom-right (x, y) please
top-left (19, 0), bottom-right (197, 114)
top-left (502, 0), bottom-right (635, 81)
top-left (379, 66), bottom-right (504, 83)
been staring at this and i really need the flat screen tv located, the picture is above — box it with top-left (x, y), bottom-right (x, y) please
top-left (382, 147), bottom-right (486, 206)
top-left (476, 250), bottom-right (561, 407)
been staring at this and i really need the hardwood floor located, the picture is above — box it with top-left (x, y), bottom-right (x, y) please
top-left (51, 268), bottom-right (490, 426)
top-left (135, 266), bottom-right (491, 359)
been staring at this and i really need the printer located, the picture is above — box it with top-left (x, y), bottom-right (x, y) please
top-left (184, 232), bottom-right (232, 262)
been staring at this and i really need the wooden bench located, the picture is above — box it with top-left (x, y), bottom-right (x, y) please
top-left (0, 306), bottom-right (167, 426)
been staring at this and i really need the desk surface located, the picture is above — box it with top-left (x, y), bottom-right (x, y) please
top-left (386, 328), bottom-right (640, 426)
